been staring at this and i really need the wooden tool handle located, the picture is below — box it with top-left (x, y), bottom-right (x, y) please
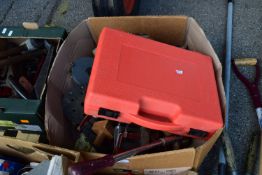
top-left (234, 58), bottom-right (257, 66)
top-left (246, 133), bottom-right (259, 175)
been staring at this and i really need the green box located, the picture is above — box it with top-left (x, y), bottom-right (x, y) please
top-left (0, 26), bottom-right (66, 131)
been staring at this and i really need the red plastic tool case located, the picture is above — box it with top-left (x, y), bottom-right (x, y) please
top-left (84, 27), bottom-right (223, 139)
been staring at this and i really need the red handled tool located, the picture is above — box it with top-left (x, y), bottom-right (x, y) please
top-left (68, 136), bottom-right (177, 175)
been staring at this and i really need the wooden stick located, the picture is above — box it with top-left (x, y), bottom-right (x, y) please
top-left (234, 58), bottom-right (257, 66)
top-left (22, 22), bottom-right (39, 30)
top-left (246, 133), bottom-right (258, 175)
top-left (92, 120), bottom-right (113, 146)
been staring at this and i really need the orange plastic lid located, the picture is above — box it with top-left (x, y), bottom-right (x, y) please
top-left (84, 27), bottom-right (223, 139)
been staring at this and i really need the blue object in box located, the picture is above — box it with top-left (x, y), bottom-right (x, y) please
top-left (0, 158), bottom-right (25, 175)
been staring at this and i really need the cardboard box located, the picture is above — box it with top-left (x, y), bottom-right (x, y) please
top-left (45, 16), bottom-right (225, 174)
top-left (0, 135), bottom-right (80, 163)
top-left (0, 26), bottom-right (66, 133)
top-left (0, 135), bottom-right (197, 175)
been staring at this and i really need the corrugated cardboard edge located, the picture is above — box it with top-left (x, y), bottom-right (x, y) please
top-left (80, 148), bottom-right (195, 174)
top-left (185, 17), bottom-right (225, 169)
top-left (87, 16), bottom-right (188, 47)
top-left (45, 21), bottom-right (96, 147)
top-left (127, 148), bottom-right (195, 171)
top-left (186, 17), bottom-right (226, 115)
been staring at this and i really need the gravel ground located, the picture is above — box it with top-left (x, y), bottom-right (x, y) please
top-left (51, 0), bottom-right (93, 31)
top-left (0, 0), bottom-right (60, 26)
top-left (1, 0), bottom-right (262, 174)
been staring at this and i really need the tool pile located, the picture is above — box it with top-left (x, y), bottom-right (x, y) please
top-left (61, 27), bottom-right (223, 174)
top-left (0, 38), bottom-right (56, 134)
top-left (63, 54), bottom-right (193, 154)
top-left (0, 39), bottom-right (54, 100)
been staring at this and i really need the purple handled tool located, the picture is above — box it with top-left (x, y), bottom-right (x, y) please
top-left (232, 59), bottom-right (262, 175)
top-left (68, 136), bottom-right (177, 175)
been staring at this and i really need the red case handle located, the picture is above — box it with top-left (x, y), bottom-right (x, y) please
top-left (122, 98), bottom-right (186, 132)
top-left (124, 113), bottom-right (184, 131)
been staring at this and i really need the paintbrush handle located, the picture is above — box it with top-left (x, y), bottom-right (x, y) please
top-left (68, 155), bottom-right (115, 175)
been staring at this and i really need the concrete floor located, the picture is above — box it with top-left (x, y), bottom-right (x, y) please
top-left (1, 0), bottom-right (262, 174)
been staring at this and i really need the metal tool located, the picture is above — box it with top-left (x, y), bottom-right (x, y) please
top-left (232, 59), bottom-right (262, 174)
top-left (68, 136), bottom-right (177, 175)
top-left (113, 123), bottom-right (127, 153)
top-left (219, 0), bottom-right (236, 174)
top-left (114, 124), bottom-right (150, 153)
top-left (0, 39), bottom-right (44, 59)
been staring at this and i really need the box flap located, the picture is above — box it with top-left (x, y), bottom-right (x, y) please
top-left (127, 148), bottom-right (195, 170)
top-left (46, 21), bottom-right (95, 147)
top-left (87, 16), bottom-right (188, 47)
top-left (0, 136), bottom-right (80, 162)
top-left (186, 17), bottom-right (226, 116)
top-left (193, 128), bottom-right (223, 169)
